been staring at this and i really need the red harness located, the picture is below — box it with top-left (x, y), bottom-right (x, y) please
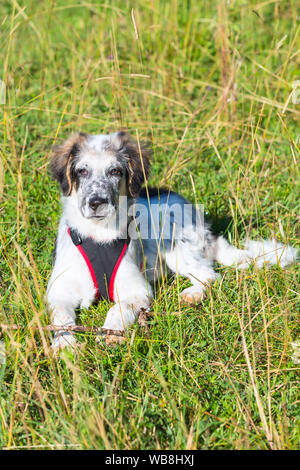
top-left (67, 227), bottom-right (129, 302)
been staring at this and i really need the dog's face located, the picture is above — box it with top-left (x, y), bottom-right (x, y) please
top-left (51, 132), bottom-right (151, 219)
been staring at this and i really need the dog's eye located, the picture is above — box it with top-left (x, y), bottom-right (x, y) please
top-left (78, 168), bottom-right (88, 177)
top-left (110, 168), bottom-right (122, 177)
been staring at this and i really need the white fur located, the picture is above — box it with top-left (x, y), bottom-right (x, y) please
top-left (63, 189), bottom-right (129, 243)
top-left (214, 235), bottom-right (297, 269)
top-left (244, 239), bottom-right (298, 268)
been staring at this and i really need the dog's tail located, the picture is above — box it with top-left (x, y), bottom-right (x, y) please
top-left (212, 236), bottom-right (298, 269)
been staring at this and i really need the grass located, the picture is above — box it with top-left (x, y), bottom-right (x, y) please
top-left (0, 0), bottom-right (299, 450)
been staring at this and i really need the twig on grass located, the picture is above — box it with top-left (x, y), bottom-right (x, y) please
top-left (0, 309), bottom-right (183, 337)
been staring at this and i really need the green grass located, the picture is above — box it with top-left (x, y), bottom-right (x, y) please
top-left (0, 0), bottom-right (299, 450)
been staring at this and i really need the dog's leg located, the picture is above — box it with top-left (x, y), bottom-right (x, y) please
top-left (102, 249), bottom-right (153, 334)
top-left (47, 288), bottom-right (96, 350)
top-left (47, 267), bottom-right (95, 351)
top-left (164, 243), bottom-right (217, 304)
top-left (47, 223), bottom-right (97, 350)
top-left (48, 301), bottom-right (78, 351)
top-left (47, 271), bottom-right (78, 351)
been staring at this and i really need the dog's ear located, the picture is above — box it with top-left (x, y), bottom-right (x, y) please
top-left (50, 133), bottom-right (86, 195)
top-left (114, 131), bottom-right (152, 198)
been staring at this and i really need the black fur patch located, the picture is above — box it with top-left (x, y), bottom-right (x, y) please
top-left (116, 132), bottom-right (152, 198)
top-left (50, 133), bottom-right (86, 195)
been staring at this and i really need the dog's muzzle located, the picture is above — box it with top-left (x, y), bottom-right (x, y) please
top-left (79, 194), bottom-right (114, 219)
top-left (89, 196), bottom-right (109, 211)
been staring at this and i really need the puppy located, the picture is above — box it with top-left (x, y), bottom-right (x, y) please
top-left (47, 131), bottom-right (297, 349)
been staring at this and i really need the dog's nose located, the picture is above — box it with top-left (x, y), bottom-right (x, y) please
top-left (89, 197), bottom-right (108, 211)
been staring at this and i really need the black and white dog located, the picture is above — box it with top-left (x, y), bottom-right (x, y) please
top-left (47, 131), bottom-right (297, 349)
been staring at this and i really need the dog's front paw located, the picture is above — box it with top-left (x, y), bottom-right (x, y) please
top-left (103, 302), bottom-right (137, 331)
top-left (180, 286), bottom-right (206, 304)
top-left (105, 334), bottom-right (126, 347)
top-left (95, 330), bottom-right (125, 347)
top-left (51, 332), bottom-right (77, 352)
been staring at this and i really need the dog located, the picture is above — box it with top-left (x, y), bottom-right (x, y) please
top-left (47, 131), bottom-right (297, 350)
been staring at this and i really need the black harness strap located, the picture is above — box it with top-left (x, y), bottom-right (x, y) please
top-left (68, 227), bottom-right (129, 302)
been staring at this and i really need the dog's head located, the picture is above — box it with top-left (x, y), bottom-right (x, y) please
top-left (50, 131), bottom-right (151, 219)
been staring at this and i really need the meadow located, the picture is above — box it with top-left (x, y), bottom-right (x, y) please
top-left (0, 0), bottom-right (299, 450)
